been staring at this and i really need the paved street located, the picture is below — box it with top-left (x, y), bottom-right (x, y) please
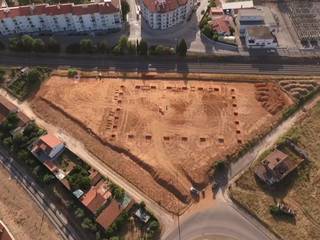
top-left (1, 52), bottom-right (320, 75)
top-left (164, 194), bottom-right (276, 240)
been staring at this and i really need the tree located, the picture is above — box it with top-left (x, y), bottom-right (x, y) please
top-left (176, 39), bottom-right (187, 57)
top-left (121, 0), bottom-right (130, 21)
top-left (74, 208), bottom-right (85, 218)
top-left (137, 39), bottom-right (148, 55)
top-left (2, 137), bottom-right (13, 149)
top-left (109, 182), bottom-right (125, 202)
top-left (47, 37), bottom-right (60, 52)
top-left (81, 218), bottom-right (97, 231)
top-left (42, 174), bottom-right (55, 184)
top-left (17, 149), bottom-right (29, 162)
top-left (12, 133), bottom-right (28, 148)
top-left (80, 39), bottom-right (96, 54)
top-left (33, 38), bottom-right (46, 52)
top-left (118, 36), bottom-right (128, 53)
top-left (201, 24), bottom-right (213, 39)
top-left (25, 69), bottom-right (42, 92)
top-left (148, 220), bottom-right (160, 231)
top-left (20, 35), bottom-right (35, 51)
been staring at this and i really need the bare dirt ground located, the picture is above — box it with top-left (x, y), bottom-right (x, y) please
top-left (31, 74), bottom-right (292, 214)
top-left (0, 165), bottom-right (61, 240)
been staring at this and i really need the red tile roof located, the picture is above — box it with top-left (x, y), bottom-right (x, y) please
top-left (0, 2), bottom-right (120, 20)
top-left (209, 16), bottom-right (230, 35)
top-left (96, 199), bottom-right (122, 229)
top-left (40, 134), bottom-right (63, 148)
top-left (143, 0), bottom-right (188, 13)
top-left (81, 181), bottom-right (112, 214)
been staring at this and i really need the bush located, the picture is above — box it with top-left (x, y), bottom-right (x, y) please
top-left (80, 39), bottom-right (96, 54)
top-left (33, 38), bottom-right (46, 52)
top-left (68, 68), bottom-right (78, 78)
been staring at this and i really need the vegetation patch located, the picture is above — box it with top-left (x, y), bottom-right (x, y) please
top-left (230, 101), bottom-right (320, 240)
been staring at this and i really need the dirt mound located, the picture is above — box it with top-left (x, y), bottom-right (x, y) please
top-left (279, 80), bottom-right (319, 100)
top-left (254, 83), bottom-right (286, 115)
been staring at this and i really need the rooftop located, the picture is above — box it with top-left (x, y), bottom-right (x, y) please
top-left (0, 1), bottom-right (120, 20)
top-left (81, 181), bottom-right (112, 214)
top-left (96, 199), bottom-right (123, 229)
top-left (246, 26), bottom-right (274, 39)
top-left (142, 0), bottom-right (188, 13)
top-left (209, 16), bottom-right (231, 35)
top-left (40, 134), bottom-right (63, 149)
top-left (222, 0), bottom-right (254, 10)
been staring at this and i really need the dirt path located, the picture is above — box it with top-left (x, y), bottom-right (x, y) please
top-left (0, 89), bottom-right (175, 234)
top-left (0, 164), bottom-right (61, 240)
top-left (228, 93), bottom-right (320, 182)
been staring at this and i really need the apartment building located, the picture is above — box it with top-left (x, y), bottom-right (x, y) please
top-left (140, 0), bottom-right (195, 30)
top-left (0, 0), bottom-right (122, 36)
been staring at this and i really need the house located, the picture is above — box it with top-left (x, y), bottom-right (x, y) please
top-left (245, 26), bottom-right (277, 48)
top-left (0, 221), bottom-right (14, 240)
top-left (30, 134), bottom-right (65, 161)
top-left (0, 1), bottom-right (122, 36)
top-left (140, 0), bottom-right (195, 30)
top-left (254, 149), bottom-right (302, 185)
top-left (96, 199), bottom-right (123, 229)
top-left (0, 96), bottom-right (18, 123)
top-left (81, 180), bottom-right (112, 214)
top-left (209, 16), bottom-right (231, 36)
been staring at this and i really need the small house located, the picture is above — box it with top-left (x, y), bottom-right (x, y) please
top-left (254, 149), bottom-right (302, 185)
top-left (31, 134), bottom-right (65, 161)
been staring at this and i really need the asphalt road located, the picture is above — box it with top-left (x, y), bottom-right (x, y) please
top-left (0, 148), bottom-right (80, 240)
top-left (1, 53), bottom-right (320, 75)
top-left (165, 199), bottom-right (275, 240)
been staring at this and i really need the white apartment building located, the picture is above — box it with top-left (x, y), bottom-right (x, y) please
top-left (245, 26), bottom-right (277, 49)
top-left (140, 0), bottom-right (195, 30)
top-left (0, 1), bottom-right (122, 36)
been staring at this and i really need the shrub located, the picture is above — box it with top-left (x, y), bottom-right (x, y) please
top-left (33, 38), bottom-right (46, 52)
top-left (68, 68), bottom-right (78, 78)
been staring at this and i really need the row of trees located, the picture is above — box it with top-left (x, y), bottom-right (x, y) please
top-left (3, 34), bottom-right (188, 56)
top-left (66, 36), bottom-right (188, 56)
top-left (9, 35), bottom-right (60, 52)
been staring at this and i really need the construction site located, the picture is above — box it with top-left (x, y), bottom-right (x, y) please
top-left (31, 72), bottom-right (293, 214)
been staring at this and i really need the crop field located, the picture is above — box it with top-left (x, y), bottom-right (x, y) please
top-left (230, 101), bottom-right (320, 240)
top-left (31, 74), bottom-right (292, 213)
